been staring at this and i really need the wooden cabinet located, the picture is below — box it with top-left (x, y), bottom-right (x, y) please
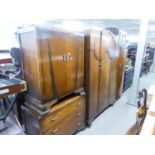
top-left (21, 95), bottom-right (85, 135)
top-left (85, 30), bottom-right (125, 125)
top-left (85, 30), bottom-right (111, 125)
top-left (116, 48), bottom-right (125, 99)
top-left (108, 48), bottom-right (125, 104)
top-left (18, 26), bottom-right (84, 107)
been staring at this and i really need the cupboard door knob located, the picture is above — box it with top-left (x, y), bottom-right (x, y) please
top-left (67, 53), bottom-right (73, 61)
top-left (51, 116), bottom-right (58, 121)
top-left (52, 128), bottom-right (58, 134)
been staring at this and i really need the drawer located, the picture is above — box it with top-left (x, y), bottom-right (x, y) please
top-left (44, 111), bottom-right (85, 135)
top-left (40, 96), bottom-right (85, 133)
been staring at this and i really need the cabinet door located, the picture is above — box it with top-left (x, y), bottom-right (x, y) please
top-left (49, 32), bottom-right (68, 97)
top-left (108, 59), bottom-right (117, 105)
top-left (116, 47), bottom-right (125, 99)
top-left (98, 50), bottom-right (111, 113)
top-left (65, 34), bottom-right (78, 93)
top-left (40, 31), bottom-right (67, 99)
top-left (65, 35), bottom-right (84, 93)
top-left (85, 31), bottom-right (101, 123)
top-left (98, 31), bottom-right (112, 113)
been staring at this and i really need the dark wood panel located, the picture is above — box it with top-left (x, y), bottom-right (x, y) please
top-left (116, 47), bottom-right (125, 98)
top-left (65, 34), bottom-right (78, 93)
top-left (47, 31), bottom-right (67, 97)
top-left (85, 31), bottom-right (100, 124)
top-left (38, 31), bottom-right (55, 101)
top-left (98, 50), bottom-right (111, 113)
top-left (19, 31), bottom-right (42, 101)
top-left (108, 58), bottom-right (117, 105)
top-left (76, 36), bottom-right (84, 89)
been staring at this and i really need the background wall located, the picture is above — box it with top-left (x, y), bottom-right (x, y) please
top-left (0, 21), bottom-right (19, 50)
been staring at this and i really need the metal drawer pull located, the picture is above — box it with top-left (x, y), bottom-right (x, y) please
top-left (63, 55), bottom-right (67, 61)
top-left (77, 122), bottom-right (81, 126)
top-left (77, 112), bottom-right (81, 117)
top-left (51, 116), bottom-right (58, 121)
top-left (77, 102), bottom-right (81, 106)
top-left (52, 128), bottom-right (58, 134)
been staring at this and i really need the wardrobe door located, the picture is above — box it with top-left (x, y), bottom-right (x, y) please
top-left (98, 47), bottom-right (111, 113)
top-left (108, 59), bottom-right (117, 105)
top-left (47, 31), bottom-right (67, 98)
top-left (38, 31), bottom-right (56, 101)
top-left (116, 47), bottom-right (125, 99)
top-left (85, 31), bottom-right (101, 124)
top-left (104, 30), bottom-right (121, 106)
top-left (65, 34), bottom-right (79, 93)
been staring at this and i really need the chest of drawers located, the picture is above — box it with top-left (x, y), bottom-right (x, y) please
top-left (21, 95), bottom-right (85, 135)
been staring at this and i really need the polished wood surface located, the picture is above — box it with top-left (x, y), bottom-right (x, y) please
top-left (85, 30), bottom-right (112, 124)
top-left (0, 73), bottom-right (26, 98)
top-left (116, 47), bottom-right (125, 98)
top-left (109, 47), bottom-right (125, 104)
top-left (85, 31), bottom-right (99, 123)
top-left (98, 32), bottom-right (111, 113)
top-left (108, 58), bottom-right (117, 105)
top-left (0, 53), bottom-right (12, 64)
top-left (22, 95), bottom-right (85, 135)
top-left (18, 26), bottom-right (84, 106)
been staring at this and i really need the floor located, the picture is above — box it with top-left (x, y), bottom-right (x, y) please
top-left (0, 112), bottom-right (24, 135)
top-left (77, 72), bottom-right (155, 135)
top-left (0, 72), bottom-right (154, 135)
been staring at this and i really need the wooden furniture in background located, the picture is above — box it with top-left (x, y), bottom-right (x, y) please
top-left (0, 53), bottom-right (12, 64)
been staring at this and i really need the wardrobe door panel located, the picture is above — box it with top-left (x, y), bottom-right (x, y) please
top-left (98, 51), bottom-right (111, 113)
top-left (116, 48), bottom-right (125, 99)
top-left (85, 32), bottom-right (101, 123)
top-left (65, 34), bottom-right (78, 93)
top-left (39, 32), bottom-right (55, 101)
top-left (108, 59), bottom-right (117, 105)
top-left (48, 31), bottom-right (67, 97)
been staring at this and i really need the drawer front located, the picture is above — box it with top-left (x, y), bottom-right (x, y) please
top-left (40, 95), bottom-right (85, 133)
top-left (44, 110), bottom-right (85, 135)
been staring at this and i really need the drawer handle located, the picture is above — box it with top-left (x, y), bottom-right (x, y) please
top-left (77, 102), bottom-right (81, 106)
top-left (51, 116), bottom-right (58, 121)
top-left (52, 128), bottom-right (58, 134)
top-left (77, 122), bottom-right (81, 127)
top-left (77, 112), bottom-right (81, 117)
